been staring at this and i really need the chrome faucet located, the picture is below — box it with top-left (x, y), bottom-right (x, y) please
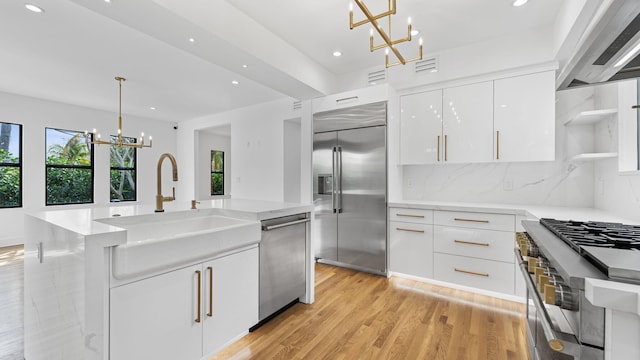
top-left (155, 153), bottom-right (178, 213)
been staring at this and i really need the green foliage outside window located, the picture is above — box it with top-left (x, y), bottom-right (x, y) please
top-left (0, 122), bottom-right (21, 208)
top-left (211, 150), bottom-right (224, 195)
top-left (110, 137), bottom-right (136, 202)
top-left (45, 129), bottom-right (93, 205)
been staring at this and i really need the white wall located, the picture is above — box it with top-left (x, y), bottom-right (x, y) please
top-left (177, 97), bottom-right (313, 204)
top-left (196, 131), bottom-right (231, 199)
top-left (283, 118), bottom-right (301, 203)
top-left (0, 91), bottom-right (176, 247)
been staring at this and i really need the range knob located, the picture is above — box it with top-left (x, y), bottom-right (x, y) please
top-left (543, 283), bottom-right (578, 310)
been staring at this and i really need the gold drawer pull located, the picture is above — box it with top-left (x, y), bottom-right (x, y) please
top-left (453, 217), bottom-right (489, 223)
top-left (454, 239), bottom-right (489, 247)
top-left (396, 227), bottom-right (425, 233)
top-left (454, 268), bottom-right (489, 277)
top-left (396, 213), bottom-right (425, 218)
top-left (207, 266), bottom-right (213, 317)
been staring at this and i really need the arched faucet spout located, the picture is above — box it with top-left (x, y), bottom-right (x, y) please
top-left (155, 153), bottom-right (178, 212)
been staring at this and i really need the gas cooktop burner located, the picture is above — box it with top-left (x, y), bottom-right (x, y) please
top-left (540, 218), bottom-right (640, 252)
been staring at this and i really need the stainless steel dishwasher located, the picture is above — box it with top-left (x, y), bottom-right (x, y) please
top-left (254, 213), bottom-right (309, 327)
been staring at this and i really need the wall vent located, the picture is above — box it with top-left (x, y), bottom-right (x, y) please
top-left (415, 57), bottom-right (438, 74)
top-left (293, 100), bottom-right (302, 110)
top-left (367, 69), bottom-right (386, 85)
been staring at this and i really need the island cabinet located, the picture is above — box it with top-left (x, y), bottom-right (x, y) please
top-left (389, 208), bottom-right (434, 278)
top-left (109, 246), bottom-right (258, 360)
top-left (432, 211), bottom-right (516, 294)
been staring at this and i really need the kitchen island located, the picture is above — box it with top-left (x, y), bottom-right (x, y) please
top-left (23, 199), bottom-right (313, 360)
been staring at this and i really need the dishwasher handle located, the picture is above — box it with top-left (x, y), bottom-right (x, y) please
top-left (262, 218), bottom-right (310, 231)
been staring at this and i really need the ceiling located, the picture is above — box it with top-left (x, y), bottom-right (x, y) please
top-left (0, 0), bottom-right (564, 123)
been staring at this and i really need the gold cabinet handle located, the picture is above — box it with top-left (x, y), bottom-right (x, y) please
top-left (453, 217), bottom-right (489, 223)
top-left (496, 130), bottom-right (500, 160)
top-left (195, 270), bottom-right (202, 323)
top-left (454, 239), bottom-right (489, 247)
top-left (454, 268), bottom-right (489, 277)
top-left (207, 266), bottom-right (213, 317)
top-left (444, 134), bottom-right (448, 161)
top-left (437, 135), bottom-right (441, 162)
top-left (396, 213), bottom-right (425, 218)
top-left (396, 227), bottom-right (425, 233)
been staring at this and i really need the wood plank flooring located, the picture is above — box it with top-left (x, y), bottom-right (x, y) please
top-left (211, 263), bottom-right (529, 360)
top-left (0, 245), bottom-right (24, 360)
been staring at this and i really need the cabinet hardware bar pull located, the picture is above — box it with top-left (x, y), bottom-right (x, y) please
top-left (437, 135), bottom-right (440, 162)
top-left (195, 270), bottom-right (202, 323)
top-left (396, 213), bottom-right (425, 218)
top-left (454, 268), bottom-right (489, 277)
top-left (632, 105), bottom-right (640, 109)
top-left (453, 217), bottom-right (489, 223)
top-left (496, 130), bottom-right (500, 160)
top-left (396, 227), bottom-right (425, 233)
top-left (444, 134), bottom-right (448, 161)
top-left (454, 239), bottom-right (490, 246)
top-left (207, 266), bottom-right (213, 317)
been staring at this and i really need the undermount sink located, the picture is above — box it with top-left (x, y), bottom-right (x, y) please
top-left (97, 212), bottom-right (260, 280)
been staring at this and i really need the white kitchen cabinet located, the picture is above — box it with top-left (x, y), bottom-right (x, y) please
top-left (110, 246), bottom-right (258, 360)
top-left (399, 90), bottom-right (443, 164)
top-left (433, 210), bottom-right (516, 295)
top-left (442, 81), bottom-right (494, 163)
top-left (494, 71), bottom-right (556, 162)
top-left (390, 209), bottom-right (434, 278)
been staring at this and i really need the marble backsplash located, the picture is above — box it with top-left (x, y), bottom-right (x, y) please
top-left (401, 83), bottom-right (602, 209)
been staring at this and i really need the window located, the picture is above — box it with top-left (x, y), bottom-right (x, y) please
top-left (0, 122), bottom-right (22, 208)
top-left (211, 150), bottom-right (224, 195)
top-left (110, 136), bottom-right (136, 202)
top-left (45, 128), bottom-right (94, 205)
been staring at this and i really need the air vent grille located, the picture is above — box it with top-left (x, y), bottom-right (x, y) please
top-left (367, 69), bottom-right (386, 84)
top-left (594, 12), bottom-right (640, 65)
top-left (293, 100), bottom-right (302, 110)
top-left (415, 57), bottom-right (438, 73)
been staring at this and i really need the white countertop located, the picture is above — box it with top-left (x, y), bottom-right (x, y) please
top-left (389, 200), bottom-right (640, 225)
top-left (26, 198), bottom-right (313, 238)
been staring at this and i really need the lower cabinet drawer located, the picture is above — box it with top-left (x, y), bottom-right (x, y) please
top-left (434, 226), bottom-right (514, 263)
top-left (434, 253), bottom-right (514, 295)
top-left (389, 208), bottom-right (433, 224)
top-left (390, 222), bottom-right (433, 278)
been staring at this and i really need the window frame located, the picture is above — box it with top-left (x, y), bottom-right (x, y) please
top-left (0, 122), bottom-right (23, 209)
top-left (109, 135), bottom-right (137, 202)
top-left (45, 127), bottom-right (95, 206)
top-left (210, 150), bottom-right (224, 196)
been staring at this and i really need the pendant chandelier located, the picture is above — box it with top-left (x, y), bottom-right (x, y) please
top-left (85, 76), bottom-right (152, 149)
top-left (349, 0), bottom-right (423, 68)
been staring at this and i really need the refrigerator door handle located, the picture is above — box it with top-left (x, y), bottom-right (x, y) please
top-left (332, 146), bottom-right (337, 213)
top-left (337, 146), bottom-right (343, 213)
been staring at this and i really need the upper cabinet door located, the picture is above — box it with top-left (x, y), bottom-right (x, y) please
top-left (494, 71), bottom-right (556, 162)
top-left (442, 81), bottom-right (494, 163)
top-left (400, 90), bottom-right (443, 164)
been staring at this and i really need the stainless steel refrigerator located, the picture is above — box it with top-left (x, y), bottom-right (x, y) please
top-left (312, 101), bottom-right (387, 275)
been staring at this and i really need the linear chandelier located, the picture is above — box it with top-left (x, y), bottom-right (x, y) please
top-left (85, 76), bottom-right (152, 149)
top-left (349, 0), bottom-right (423, 68)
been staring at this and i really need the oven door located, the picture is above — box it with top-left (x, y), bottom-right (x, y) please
top-left (518, 254), bottom-right (584, 359)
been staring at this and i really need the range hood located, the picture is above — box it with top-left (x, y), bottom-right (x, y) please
top-left (559, 0), bottom-right (640, 89)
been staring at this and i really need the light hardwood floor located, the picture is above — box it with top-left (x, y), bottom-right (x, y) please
top-left (212, 263), bottom-right (529, 360)
top-left (0, 245), bottom-right (24, 360)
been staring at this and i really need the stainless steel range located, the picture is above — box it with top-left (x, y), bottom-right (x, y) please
top-left (517, 218), bottom-right (640, 360)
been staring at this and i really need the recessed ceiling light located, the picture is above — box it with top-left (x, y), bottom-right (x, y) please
top-left (333, 51), bottom-right (342, 57)
top-left (512, 0), bottom-right (529, 6)
top-left (242, 64), bottom-right (248, 68)
top-left (410, 29), bottom-right (420, 36)
top-left (104, 0), bottom-right (111, 3)
top-left (188, 38), bottom-right (195, 43)
top-left (149, 106), bottom-right (157, 111)
top-left (25, 4), bottom-right (44, 13)
top-left (231, 80), bottom-right (239, 85)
